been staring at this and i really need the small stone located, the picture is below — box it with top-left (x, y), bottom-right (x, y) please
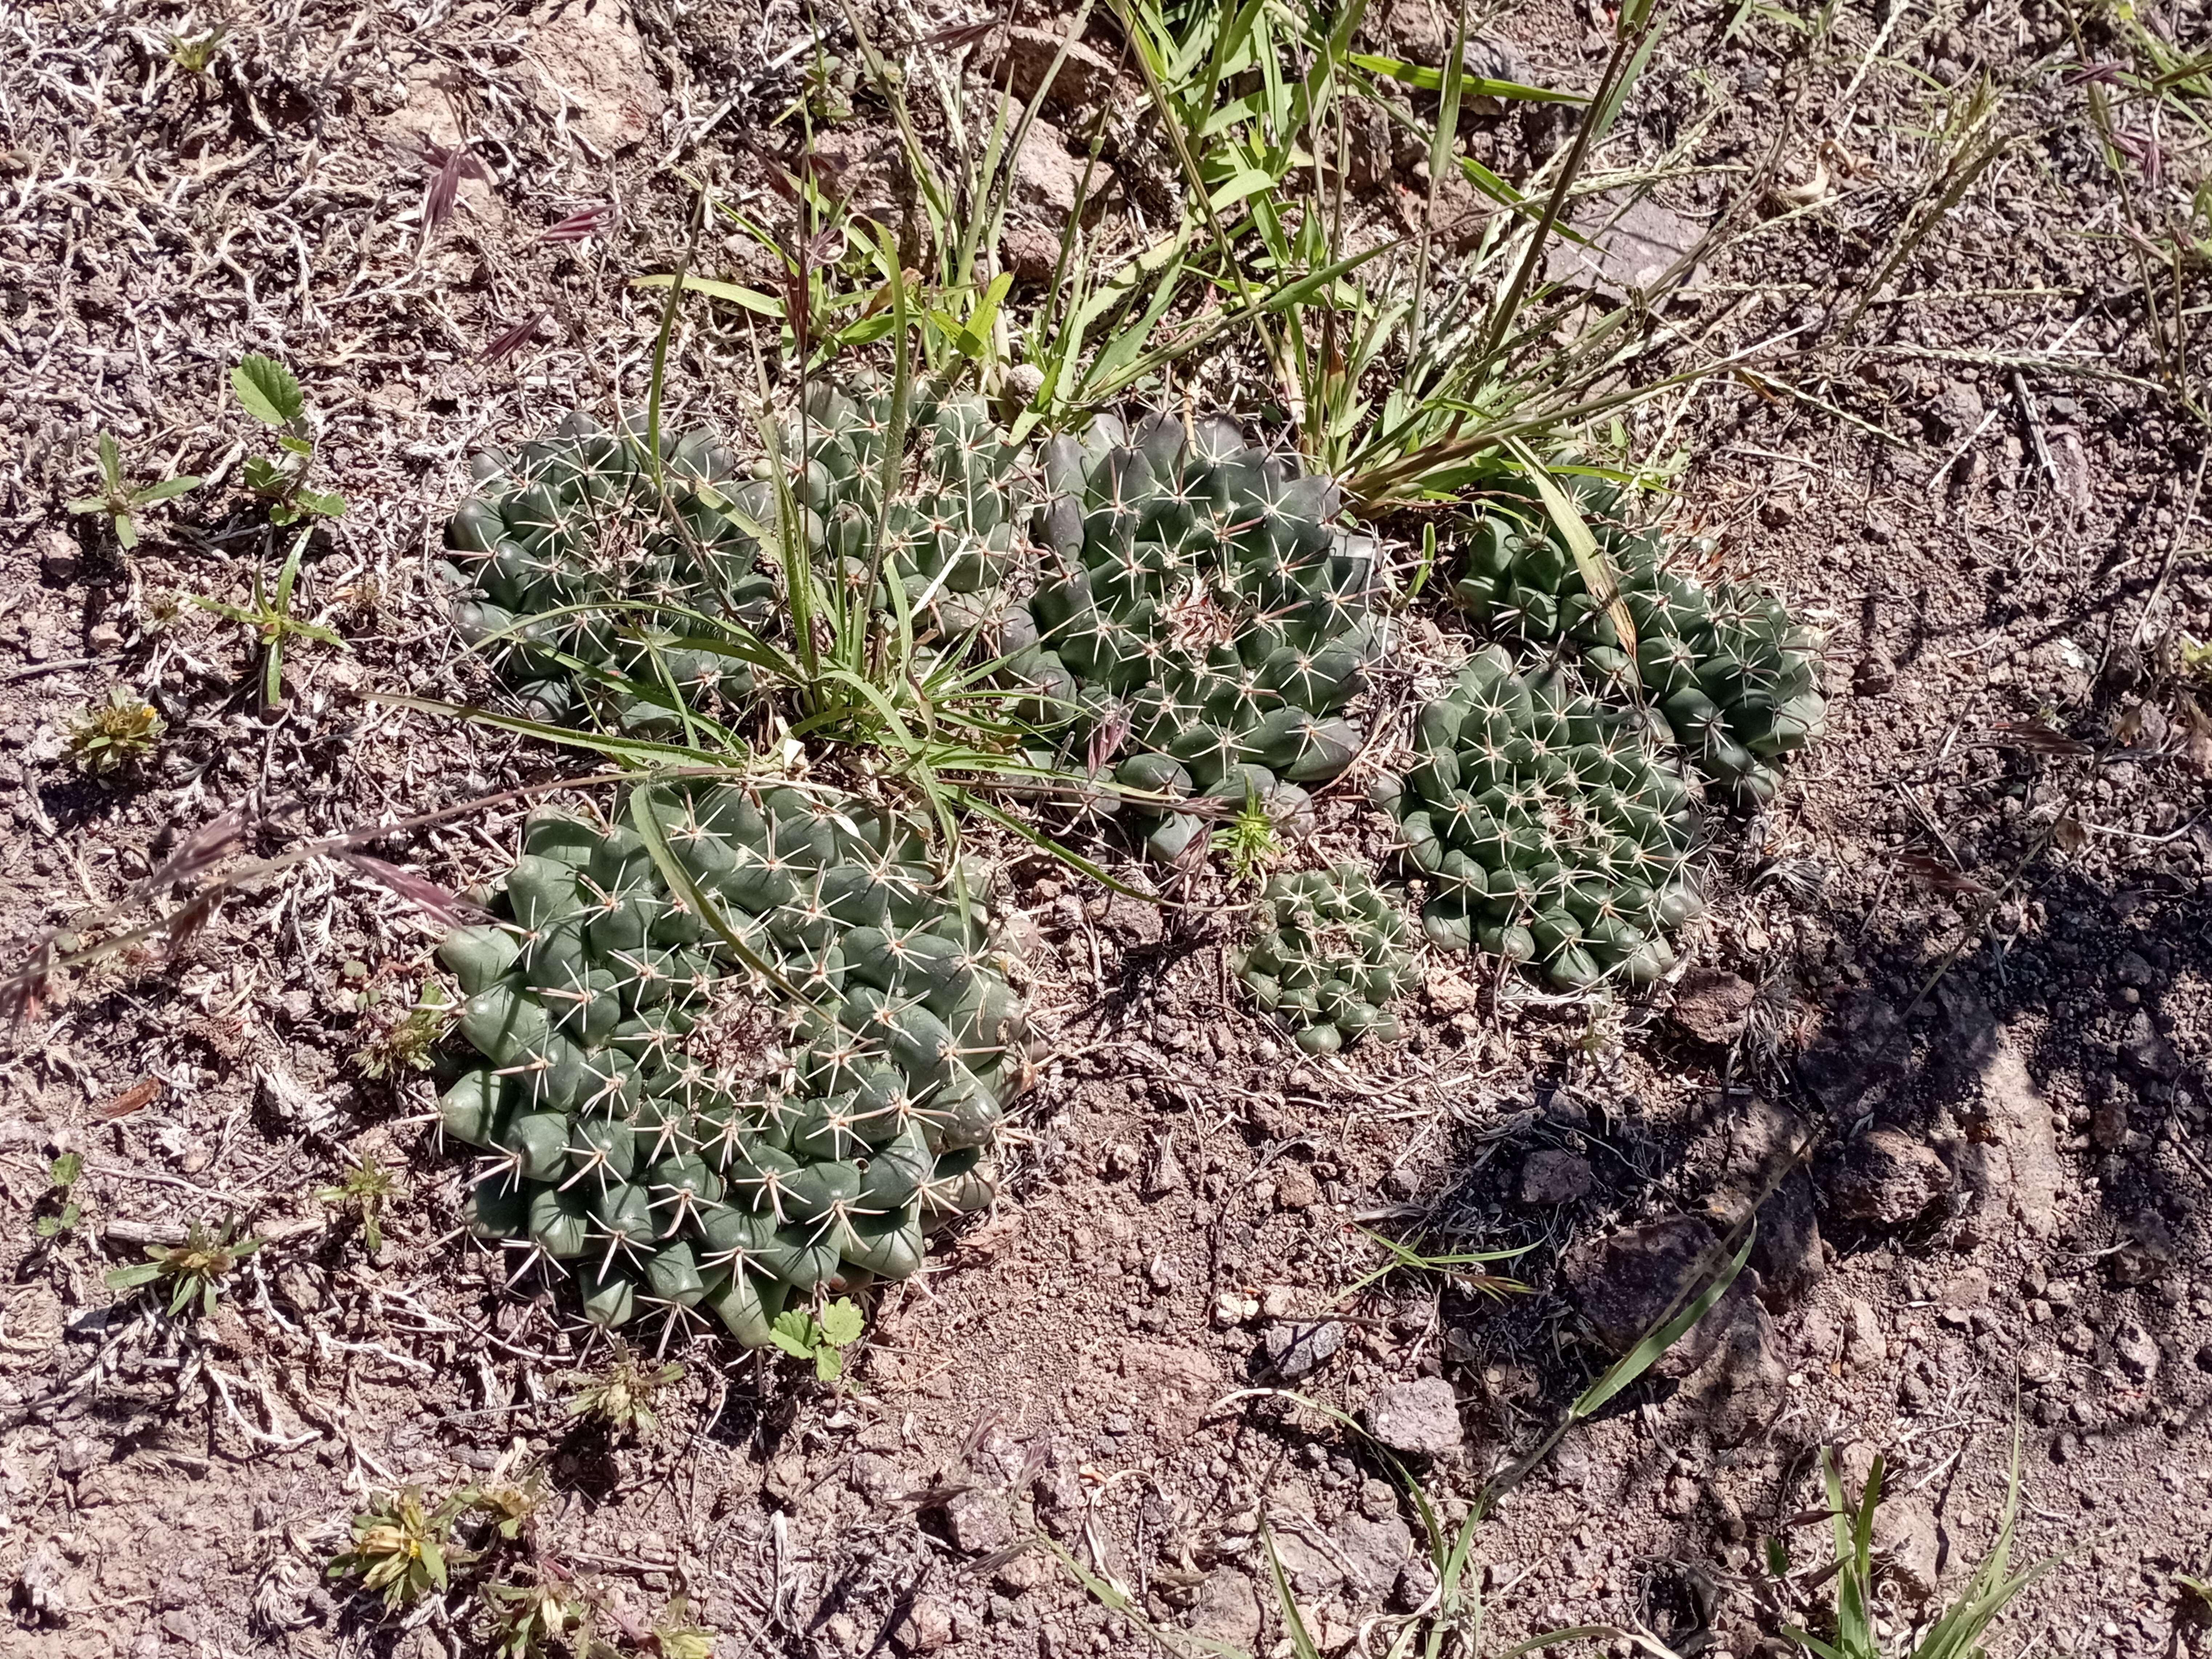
top-left (1798, 1307), bottom-right (1839, 1360)
top-left (2089, 1096), bottom-right (2129, 1151)
top-left (1366, 1376), bottom-right (1461, 1458)
top-left (1102, 1142), bottom-right (1140, 1179)
top-left (1259, 1285), bottom-right (1298, 1320)
top-left (87, 620), bottom-right (124, 652)
top-left (1566, 1215), bottom-right (1747, 1375)
top-left (1330, 1509), bottom-right (1414, 1597)
top-left (1816, 1128), bottom-right (1954, 1227)
top-left (1274, 1164), bottom-right (1321, 1209)
top-left (1843, 1299), bottom-right (1886, 1370)
top-left (993, 1551), bottom-right (1049, 1596)
top-left (1518, 1150), bottom-right (1594, 1205)
top-left (2111, 951), bottom-right (2154, 989)
top-left (38, 529), bottom-right (79, 583)
top-left (942, 1489), bottom-right (1014, 1555)
top-left (1262, 1319), bottom-right (1344, 1381)
top-left (1391, 1558), bottom-right (1438, 1613)
top-left (1187, 1569), bottom-right (1261, 1650)
top-left (1145, 1256), bottom-right (1180, 1292)
top-left (898, 1596), bottom-right (956, 1653)
top-left (1212, 1290), bottom-right (1258, 1326)
top-left (1870, 1496), bottom-right (1941, 1600)
top-left (2119, 1013), bottom-right (2183, 1083)
top-left (2112, 1320), bottom-right (2160, 1380)
top-left (1670, 968), bottom-right (1757, 1045)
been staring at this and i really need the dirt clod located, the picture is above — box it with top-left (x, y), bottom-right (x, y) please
top-left (1365, 1376), bottom-right (1462, 1458)
top-left (1816, 1128), bottom-right (1955, 1227)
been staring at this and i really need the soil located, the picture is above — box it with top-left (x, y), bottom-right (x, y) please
top-left (3, 0), bottom-right (2211, 1658)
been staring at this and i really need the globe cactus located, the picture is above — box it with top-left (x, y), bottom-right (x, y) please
top-left (1448, 486), bottom-right (1824, 804)
top-left (1373, 646), bottom-right (1704, 991)
top-left (1233, 864), bottom-right (1420, 1053)
top-left (434, 781), bottom-right (1028, 1343)
top-left (442, 381), bottom-right (1028, 738)
top-left (1007, 412), bottom-right (1384, 859)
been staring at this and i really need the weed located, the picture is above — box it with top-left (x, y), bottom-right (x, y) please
top-left (316, 1154), bottom-right (398, 1252)
top-left (65, 431), bottom-right (201, 549)
top-left (351, 981), bottom-right (453, 1080)
top-left (1784, 1440), bottom-right (2052, 1659)
top-left (104, 1217), bottom-right (261, 1317)
top-left (483, 1571), bottom-right (580, 1657)
top-left (68, 688), bottom-right (166, 779)
top-left (568, 1346), bottom-right (686, 1438)
top-left (191, 530), bottom-right (349, 708)
top-left (1211, 788), bottom-right (1284, 886)
top-left (33, 1152), bottom-right (84, 1241)
top-left (231, 354), bottom-right (346, 525)
top-left (769, 1296), bottom-right (866, 1381)
top-left (326, 1486), bottom-right (467, 1613)
top-left (652, 1597), bottom-right (719, 1659)
top-left (167, 25), bottom-right (228, 73)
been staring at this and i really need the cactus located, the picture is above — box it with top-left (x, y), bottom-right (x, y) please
top-left (1233, 864), bottom-right (1420, 1053)
top-left (1373, 646), bottom-right (1704, 991)
top-left (434, 781), bottom-right (1028, 1342)
top-left (1009, 412), bottom-right (1383, 859)
top-left (1448, 486), bottom-right (1824, 805)
top-left (441, 380), bottom-right (1027, 739)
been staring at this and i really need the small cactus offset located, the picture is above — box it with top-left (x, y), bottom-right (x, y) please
top-left (441, 379), bottom-right (1028, 737)
top-left (434, 781), bottom-right (1028, 1343)
top-left (1010, 412), bottom-right (1383, 860)
top-left (1374, 646), bottom-right (1704, 991)
top-left (1449, 482), bottom-right (1825, 804)
top-left (1233, 864), bottom-right (1419, 1054)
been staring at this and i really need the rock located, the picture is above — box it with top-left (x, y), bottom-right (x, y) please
top-left (1565, 1216), bottom-right (1747, 1376)
top-left (1330, 1510), bottom-right (1414, 1598)
top-left (1843, 1298), bottom-right (1886, 1371)
top-left (2119, 1013), bottom-right (2183, 1083)
top-left (1870, 1496), bottom-right (1941, 1600)
top-left (1683, 1299), bottom-right (1788, 1446)
top-left (1939, 1268), bottom-right (1989, 1311)
top-left (1749, 1170), bottom-right (1825, 1310)
top-left (1213, 1289), bottom-right (1259, 1327)
top-left (2112, 950), bottom-right (2155, 989)
top-left (1670, 968), bottom-right (1757, 1045)
top-left (1854, 648), bottom-right (1896, 696)
top-left (1011, 120), bottom-right (1091, 216)
top-left (2089, 1095), bottom-right (2129, 1151)
top-left (1391, 1558), bottom-right (1438, 1613)
top-left (1143, 1133), bottom-right (1185, 1198)
top-left (1274, 1163), bottom-right (1322, 1209)
top-left (1928, 378), bottom-right (1984, 438)
top-left (942, 1489), bottom-right (1014, 1555)
top-left (1262, 1319), bottom-right (1344, 1381)
top-left (525, 0), bottom-right (665, 153)
top-left (1518, 1149), bottom-right (1594, 1205)
top-left (1188, 1568), bottom-right (1262, 1649)
top-left (1366, 1377), bottom-right (1461, 1458)
top-left (38, 529), bottom-right (79, 584)
top-left (993, 1551), bottom-right (1049, 1595)
top-left (1798, 991), bottom-right (1910, 1110)
top-left (1798, 1306), bottom-right (1839, 1361)
top-left (1816, 1129), bottom-right (1954, 1227)
top-left (993, 25), bottom-right (1121, 113)
top-left (897, 1596), bottom-right (956, 1653)
top-left (2112, 1319), bottom-right (2160, 1380)
top-left (1942, 1007), bottom-right (2063, 1239)
top-left (1546, 194), bottom-right (1709, 296)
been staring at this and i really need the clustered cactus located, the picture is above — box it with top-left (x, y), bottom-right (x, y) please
top-left (1232, 865), bottom-right (1420, 1053)
top-left (434, 782), bottom-right (1024, 1340)
top-left (1449, 493), bottom-right (1824, 803)
top-left (1373, 646), bottom-right (1704, 990)
top-left (445, 415), bottom-right (773, 736)
top-left (1008, 413), bottom-right (1383, 859)
top-left (441, 382), bottom-right (1027, 738)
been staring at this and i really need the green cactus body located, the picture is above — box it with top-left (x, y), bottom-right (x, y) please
top-left (1449, 481), bottom-right (1824, 804)
top-left (1379, 646), bottom-right (1704, 990)
top-left (1016, 413), bottom-right (1382, 855)
top-left (1232, 863), bottom-right (1420, 1052)
top-left (443, 382), bottom-right (1028, 736)
top-left (439, 785), bottom-right (1025, 1343)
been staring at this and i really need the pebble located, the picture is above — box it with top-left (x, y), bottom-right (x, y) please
top-left (1518, 1149), bottom-right (1595, 1205)
top-left (1366, 1376), bottom-right (1462, 1458)
top-left (1262, 1319), bottom-right (1343, 1381)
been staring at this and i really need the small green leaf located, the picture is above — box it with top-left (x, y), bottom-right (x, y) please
top-left (50, 1152), bottom-right (82, 1186)
top-left (106, 1263), bottom-right (162, 1289)
top-left (296, 488), bottom-right (347, 519)
top-left (136, 475), bottom-right (203, 503)
top-left (65, 497), bottom-right (104, 515)
top-left (114, 512), bottom-right (139, 550)
top-left (815, 1347), bottom-right (843, 1382)
top-left (768, 1310), bottom-right (818, 1359)
top-left (232, 354), bottom-right (306, 426)
top-left (242, 455), bottom-right (285, 492)
top-left (35, 1217), bottom-right (60, 1238)
top-left (817, 1297), bottom-right (865, 1349)
top-left (277, 434), bottom-right (314, 456)
top-left (97, 431), bottom-right (124, 489)
top-left (422, 1539), bottom-right (448, 1590)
